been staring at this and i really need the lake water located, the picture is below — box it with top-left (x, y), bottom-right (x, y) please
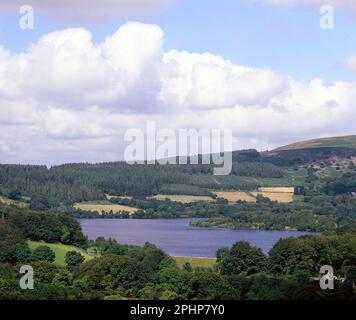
top-left (80, 218), bottom-right (318, 258)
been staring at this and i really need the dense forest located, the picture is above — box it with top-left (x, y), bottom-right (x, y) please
top-left (0, 150), bottom-right (287, 208)
top-left (0, 205), bottom-right (355, 300)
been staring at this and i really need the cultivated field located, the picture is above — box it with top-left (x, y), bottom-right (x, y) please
top-left (174, 256), bottom-right (216, 269)
top-left (105, 194), bottom-right (133, 200)
top-left (254, 187), bottom-right (295, 203)
top-left (150, 195), bottom-right (214, 203)
top-left (28, 241), bottom-right (92, 266)
top-left (252, 191), bottom-right (294, 203)
top-left (214, 187), bottom-right (294, 203)
top-left (258, 187), bottom-right (295, 193)
top-left (74, 202), bottom-right (139, 214)
top-left (213, 191), bottom-right (256, 203)
top-left (0, 196), bottom-right (15, 206)
top-left (0, 196), bottom-right (28, 208)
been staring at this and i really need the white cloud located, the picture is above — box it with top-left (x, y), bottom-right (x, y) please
top-left (0, 98), bottom-right (40, 125)
top-left (1, 22), bottom-right (164, 112)
top-left (159, 50), bottom-right (288, 109)
top-left (1, 21), bottom-right (356, 164)
top-left (0, 0), bottom-right (172, 21)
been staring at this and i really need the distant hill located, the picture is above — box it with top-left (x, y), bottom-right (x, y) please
top-left (272, 135), bottom-right (356, 152)
top-left (1, 134), bottom-right (356, 207)
top-left (262, 135), bottom-right (356, 166)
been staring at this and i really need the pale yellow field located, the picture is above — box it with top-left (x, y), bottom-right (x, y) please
top-left (0, 196), bottom-right (28, 208)
top-left (150, 195), bottom-right (214, 203)
top-left (0, 196), bottom-right (13, 206)
top-left (258, 187), bottom-right (295, 193)
top-left (105, 194), bottom-right (133, 200)
top-left (213, 191), bottom-right (256, 203)
top-left (174, 256), bottom-right (216, 269)
top-left (74, 202), bottom-right (139, 214)
top-left (252, 192), bottom-right (294, 203)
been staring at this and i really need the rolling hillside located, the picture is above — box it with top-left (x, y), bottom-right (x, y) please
top-left (272, 135), bottom-right (356, 152)
top-left (28, 241), bottom-right (92, 266)
top-left (0, 134), bottom-right (355, 209)
top-left (263, 135), bottom-right (356, 166)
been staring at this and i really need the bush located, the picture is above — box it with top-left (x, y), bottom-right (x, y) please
top-left (0, 224), bottom-right (30, 263)
top-left (65, 251), bottom-right (85, 271)
top-left (8, 191), bottom-right (22, 201)
top-left (31, 246), bottom-right (55, 263)
top-left (217, 241), bottom-right (267, 276)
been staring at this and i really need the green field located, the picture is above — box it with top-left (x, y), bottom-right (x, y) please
top-left (27, 241), bottom-right (215, 270)
top-left (174, 256), bottom-right (216, 269)
top-left (28, 241), bottom-right (93, 266)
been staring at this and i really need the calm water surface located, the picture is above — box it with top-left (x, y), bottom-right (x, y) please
top-left (80, 219), bottom-right (318, 258)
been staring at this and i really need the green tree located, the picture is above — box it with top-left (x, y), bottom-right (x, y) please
top-left (183, 262), bottom-right (193, 272)
top-left (160, 290), bottom-right (179, 300)
top-left (8, 190), bottom-right (22, 201)
top-left (78, 255), bottom-right (136, 291)
top-left (52, 270), bottom-right (73, 287)
top-left (61, 226), bottom-right (71, 244)
top-left (344, 265), bottom-right (356, 289)
top-left (31, 246), bottom-right (55, 263)
top-left (30, 261), bottom-right (61, 283)
top-left (155, 267), bottom-right (192, 299)
top-left (0, 224), bottom-right (30, 263)
top-left (191, 271), bottom-right (238, 299)
top-left (14, 244), bottom-right (31, 262)
top-left (217, 241), bottom-right (267, 276)
top-left (65, 251), bottom-right (85, 271)
top-left (139, 286), bottom-right (158, 300)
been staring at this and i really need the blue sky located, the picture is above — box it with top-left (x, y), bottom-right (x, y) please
top-left (1, 0), bottom-right (355, 82)
top-left (0, 0), bottom-right (356, 164)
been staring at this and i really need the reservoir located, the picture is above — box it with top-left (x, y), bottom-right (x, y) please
top-left (80, 218), bottom-right (318, 258)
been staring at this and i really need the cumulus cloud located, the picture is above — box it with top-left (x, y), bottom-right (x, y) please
top-left (0, 0), bottom-right (172, 21)
top-left (1, 21), bottom-right (356, 164)
top-left (159, 50), bottom-right (288, 109)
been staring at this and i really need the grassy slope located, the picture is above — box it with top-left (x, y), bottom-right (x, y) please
top-left (27, 241), bottom-right (215, 269)
top-left (174, 256), bottom-right (216, 269)
top-left (273, 135), bottom-right (356, 151)
top-left (28, 241), bottom-right (92, 266)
